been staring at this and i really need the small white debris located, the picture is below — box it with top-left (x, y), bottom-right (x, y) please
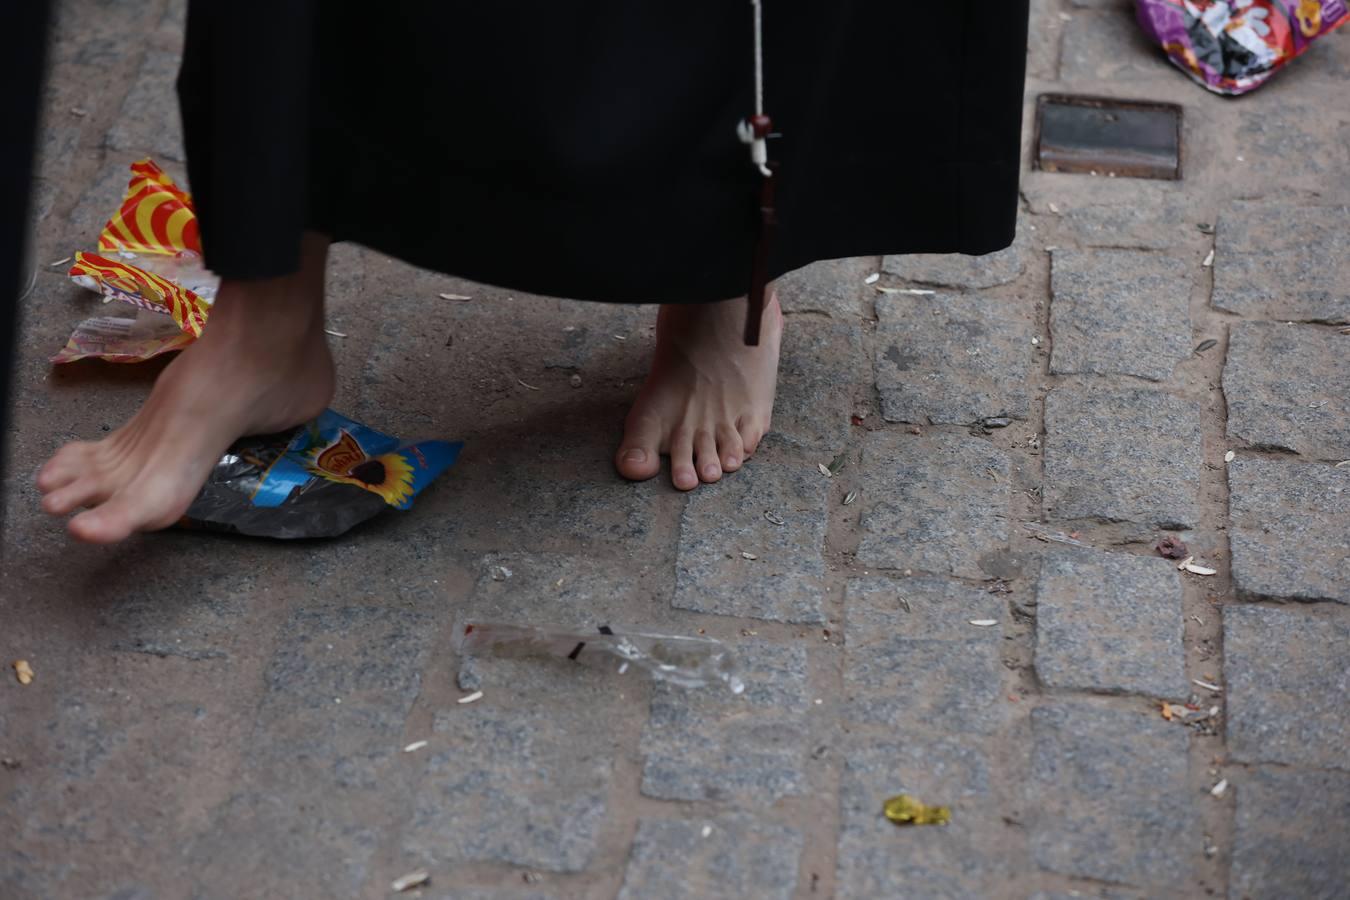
top-left (403, 740), bottom-right (428, 753)
top-left (1202, 249), bottom-right (1215, 268)
top-left (1224, 450), bottom-right (1236, 463)
top-left (457, 691), bottom-right (484, 705)
top-left (391, 869), bottom-right (430, 892)
top-left (334, 698), bottom-right (341, 704)
top-left (490, 565), bottom-right (512, 581)
top-left (763, 510), bottom-right (785, 526)
top-left (613, 333), bottom-right (628, 341)
top-left (1184, 562), bottom-right (1218, 576)
top-left (1337, 460), bottom-right (1350, 469)
top-left (817, 462), bottom-right (833, 478)
top-left (1031, 336), bottom-right (1040, 345)
top-left (1210, 779), bottom-right (1229, 798)
top-left (1235, 155), bottom-right (1245, 162)
top-left (1209, 705), bottom-right (1220, 718)
top-left (517, 378), bottom-right (540, 391)
top-left (437, 292), bottom-right (471, 300)
top-left (843, 490), bottom-right (858, 506)
top-left (48, 256), bottom-right (72, 267)
top-left (69, 107), bottom-right (88, 117)
top-left (323, 328), bottom-right (347, 339)
top-left (701, 825), bottom-right (713, 838)
top-left (1048, 202), bottom-right (1061, 214)
top-left (968, 619), bottom-right (998, 627)
top-left (1193, 679), bottom-right (1223, 693)
top-left (864, 272), bottom-right (880, 285)
top-left (741, 551), bottom-right (758, 560)
top-left (617, 662), bottom-right (629, 675)
top-left (1177, 555), bottom-right (1195, 571)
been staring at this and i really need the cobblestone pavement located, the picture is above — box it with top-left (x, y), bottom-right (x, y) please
top-left (3, 2), bottom-right (1348, 898)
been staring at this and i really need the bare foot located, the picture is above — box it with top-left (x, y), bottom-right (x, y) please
top-left (616, 292), bottom-right (782, 490)
top-left (37, 234), bottom-right (335, 543)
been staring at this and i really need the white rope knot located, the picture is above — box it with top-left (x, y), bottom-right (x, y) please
top-left (740, 0), bottom-right (772, 178)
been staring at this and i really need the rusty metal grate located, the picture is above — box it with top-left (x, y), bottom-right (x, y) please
top-left (1034, 93), bottom-right (1183, 180)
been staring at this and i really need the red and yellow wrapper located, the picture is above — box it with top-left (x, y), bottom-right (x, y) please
top-left (54, 158), bottom-right (217, 364)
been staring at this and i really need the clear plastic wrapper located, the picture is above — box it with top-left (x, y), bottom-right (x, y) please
top-left (1136, 0), bottom-right (1349, 94)
top-left (456, 622), bottom-right (746, 693)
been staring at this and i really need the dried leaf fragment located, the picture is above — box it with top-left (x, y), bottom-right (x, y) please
top-left (864, 272), bottom-right (880, 285)
top-left (883, 794), bottom-right (950, 826)
top-left (1210, 779), bottom-right (1228, 797)
top-left (843, 490), bottom-right (858, 506)
top-left (1201, 249), bottom-right (1215, 267)
top-left (1160, 701), bottom-right (1174, 721)
top-left (1193, 679), bottom-right (1222, 693)
top-left (391, 869), bottom-right (430, 892)
top-left (1176, 555), bottom-right (1195, 571)
top-left (437, 292), bottom-right (471, 301)
top-left (13, 660), bottom-right (33, 685)
top-left (968, 619), bottom-right (998, 627)
top-left (816, 462), bottom-right (833, 478)
top-left (1193, 339), bottom-right (1217, 355)
top-left (1224, 450), bottom-right (1235, 463)
top-left (403, 740), bottom-right (428, 753)
top-left (763, 510), bottom-right (785, 526)
top-left (323, 328), bottom-right (347, 339)
top-left (740, 551), bottom-right (758, 560)
top-left (1183, 562), bottom-right (1218, 576)
top-left (827, 453), bottom-right (847, 475)
top-left (457, 691), bottom-right (484, 704)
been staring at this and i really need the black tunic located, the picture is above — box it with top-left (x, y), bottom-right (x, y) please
top-left (178, 2), bottom-right (1030, 303)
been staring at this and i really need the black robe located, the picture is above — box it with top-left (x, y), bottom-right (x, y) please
top-left (178, 2), bottom-right (1030, 303)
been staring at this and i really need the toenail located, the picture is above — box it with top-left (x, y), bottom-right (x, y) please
top-left (703, 465), bottom-right (719, 478)
top-left (622, 448), bottom-right (647, 463)
top-left (725, 457), bottom-right (740, 468)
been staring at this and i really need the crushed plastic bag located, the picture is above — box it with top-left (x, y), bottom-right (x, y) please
top-left (456, 622), bottom-right (746, 693)
top-left (1136, 0), bottom-right (1350, 95)
top-left (56, 158), bottom-right (217, 363)
top-left (883, 794), bottom-right (952, 827)
top-left (182, 409), bottom-right (462, 539)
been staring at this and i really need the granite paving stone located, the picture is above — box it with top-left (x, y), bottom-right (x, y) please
top-left (775, 321), bottom-right (866, 450)
top-left (1227, 455), bottom-right (1349, 604)
top-left (1034, 547), bottom-right (1188, 699)
top-left (188, 605), bottom-right (436, 897)
top-left (775, 257), bottom-right (872, 319)
top-left (1029, 704), bottom-right (1195, 886)
top-left (1042, 386), bottom-right (1202, 530)
top-left (881, 215), bottom-right (1030, 289)
top-left (837, 737), bottom-right (1002, 899)
top-left (844, 577), bottom-right (1007, 735)
top-left (1230, 767), bottom-right (1350, 900)
top-left (1223, 605), bottom-right (1350, 769)
top-left (874, 292), bottom-right (1032, 425)
top-left (1061, 197), bottom-right (1194, 250)
top-left (856, 431), bottom-right (1012, 579)
top-left (106, 49), bottom-right (185, 161)
top-left (1213, 203), bottom-right (1349, 323)
top-left (673, 440), bottom-right (829, 623)
top-left (1224, 322), bottom-right (1350, 459)
top-left (1048, 249), bottom-right (1191, 381)
top-left (1234, 103), bottom-right (1350, 186)
top-left (640, 643), bottom-right (810, 805)
top-left (617, 815), bottom-right (804, 900)
top-left (1059, 9), bottom-right (1175, 82)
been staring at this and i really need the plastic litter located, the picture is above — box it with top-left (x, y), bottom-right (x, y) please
top-left (56, 159), bottom-right (217, 363)
top-left (457, 622), bottom-right (745, 693)
top-left (883, 794), bottom-right (951, 826)
top-left (1136, 0), bottom-right (1349, 95)
top-left (182, 409), bottom-right (461, 539)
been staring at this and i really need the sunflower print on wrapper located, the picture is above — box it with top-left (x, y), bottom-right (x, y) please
top-left (305, 430), bottom-right (418, 507)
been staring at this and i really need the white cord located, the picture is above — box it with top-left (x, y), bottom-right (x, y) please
top-left (740, 0), bottom-right (772, 177)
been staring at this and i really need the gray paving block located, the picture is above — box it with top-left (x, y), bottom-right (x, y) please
top-left (1026, 0), bottom-right (1066, 80)
top-left (775, 321), bottom-right (865, 450)
top-left (1224, 605), bottom-right (1350, 769)
top-left (189, 605), bottom-right (436, 896)
top-left (1034, 547), bottom-right (1188, 699)
top-left (882, 216), bottom-right (1029, 290)
top-left (874, 292), bottom-right (1032, 425)
top-left (1043, 386), bottom-right (1202, 530)
top-left (844, 577), bottom-right (1007, 734)
top-left (618, 815), bottom-right (803, 900)
top-left (1213, 203), bottom-right (1349, 323)
top-left (837, 737), bottom-right (1001, 899)
top-left (1235, 103), bottom-right (1350, 186)
top-left (775, 257), bottom-right (871, 319)
top-left (1227, 456), bottom-right (1349, 604)
top-left (1049, 250), bottom-right (1192, 381)
top-left (1061, 197), bottom-right (1194, 251)
top-left (856, 431), bottom-right (1012, 579)
top-left (1029, 704), bottom-right (1195, 885)
top-left (1230, 767), bottom-right (1350, 900)
top-left (640, 643), bottom-right (810, 804)
top-left (1060, 9), bottom-right (1175, 81)
top-left (1224, 322), bottom-right (1350, 459)
top-left (407, 702), bottom-right (611, 873)
top-left (673, 442), bottom-right (829, 623)
top-left (106, 50), bottom-right (185, 161)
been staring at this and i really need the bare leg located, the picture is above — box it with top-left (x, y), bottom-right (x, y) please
top-left (37, 232), bottom-right (335, 543)
top-left (615, 292), bottom-right (782, 490)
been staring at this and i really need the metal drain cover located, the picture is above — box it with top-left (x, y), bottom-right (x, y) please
top-left (1034, 93), bottom-right (1183, 180)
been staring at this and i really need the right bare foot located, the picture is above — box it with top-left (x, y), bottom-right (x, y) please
top-left (37, 234), bottom-right (335, 543)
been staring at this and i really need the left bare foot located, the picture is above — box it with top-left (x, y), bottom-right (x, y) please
top-left (615, 292), bottom-right (782, 490)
